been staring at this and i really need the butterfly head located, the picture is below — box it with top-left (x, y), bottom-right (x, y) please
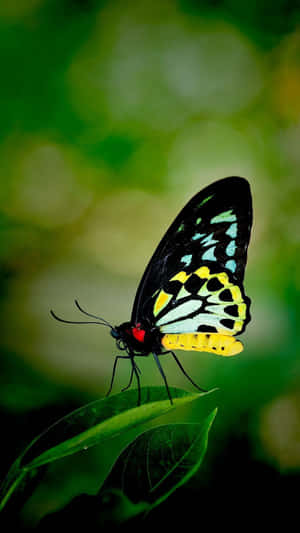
top-left (110, 328), bottom-right (121, 340)
top-left (110, 324), bottom-right (128, 351)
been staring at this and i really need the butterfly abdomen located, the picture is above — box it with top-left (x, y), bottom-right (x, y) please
top-left (161, 332), bottom-right (243, 356)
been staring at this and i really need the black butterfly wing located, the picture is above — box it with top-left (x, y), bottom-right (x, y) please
top-left (131, 176), bottom-right (252, 335)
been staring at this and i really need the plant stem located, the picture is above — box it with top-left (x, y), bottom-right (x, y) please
top-left (0, 469), bottom-right (27, 513)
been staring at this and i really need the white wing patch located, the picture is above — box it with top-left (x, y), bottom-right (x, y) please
top-left (156, 300), bottom-right (202, 326)
top-left (159, 314), bottom-right (227, 334)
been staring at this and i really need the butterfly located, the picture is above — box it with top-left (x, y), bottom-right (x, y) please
top-left (51, 176), bottom-right (253, 404)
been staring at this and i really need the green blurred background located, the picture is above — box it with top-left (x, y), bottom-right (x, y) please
top-left (0, 0), bottom-right (299, 527)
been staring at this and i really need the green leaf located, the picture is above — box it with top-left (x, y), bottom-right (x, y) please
top-left (0, 387), bottom-right (215, 512)
top-left (99, 408), bottom-right (218, 522)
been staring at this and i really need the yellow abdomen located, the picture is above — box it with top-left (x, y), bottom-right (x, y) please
top-left (161, 332), bottom-right (243, 356)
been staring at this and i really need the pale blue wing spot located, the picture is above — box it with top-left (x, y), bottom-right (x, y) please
top-left (205, 303), bottom-right (239, 318)
top-left (177, 285), bottom-right (191, 300)
top-left (226, 240), bottom-right (236, 257)
top-left (226, 222), bottom-right (237, 238)
top-left (202, 246), bottom-right (216, 261)
top-left (207, 290), bottom-right (235, 304)
top-left (211, 210), bottom-right (237, 224)
top-left (192, 232), bottom-right (205, 241)
top-left (181, 254), bottom-right (192, 266)
top-left (198, 283), bottom-right (212, 297)
top-left (206, 303), bottom-right (246, 322)
top-left (177, 223), bottom-right (184, 232)
top-left (196, 217), bottom-right (202, 224)
top-left (205, 304), bottom-right (228, 317)
top-left (201, 233), bottom-right (218, 247)
top-left (156, 300), bottom-right (203, 326)
top-left (226, 259), bottom-right (236, 273)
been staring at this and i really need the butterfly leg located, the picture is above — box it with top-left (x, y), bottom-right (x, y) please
top-left (131, 356), bottom-right (142, 406)
top-left (106, 355), bottom-right (130, 397)
top-left (163, 350), bottom-right (207, 393)
top-left (153, 352), bottom-right (173, 405)
top-left (121, 358), bottom-right (141, 393)
top-left (121, 364), bottom-right (134, 393)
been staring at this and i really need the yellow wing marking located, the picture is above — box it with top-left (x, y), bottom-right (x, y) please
top-left (153, 290), bottom-right (172, 316)
top-left (217, 272), bottom-right (229, 285)
top-left (230, 285), bottom-right (242, 300)
top-left (162, 332), bottom-right (243, 357)
top-left (194, 266), bottom-right (210, 278)
top-left (170, 271), bottom-right (190, 283)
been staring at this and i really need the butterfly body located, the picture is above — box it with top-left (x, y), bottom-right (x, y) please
top-left (112, 322), bottom-right (243, 359)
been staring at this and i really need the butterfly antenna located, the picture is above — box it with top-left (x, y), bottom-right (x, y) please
top-left (74, 300), bottom-right (113, 328)
top-left (50, 308), bottom-right (112, 328)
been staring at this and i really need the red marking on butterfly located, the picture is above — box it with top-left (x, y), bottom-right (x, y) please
top-left (132, 323), bottom-right (146, 343)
